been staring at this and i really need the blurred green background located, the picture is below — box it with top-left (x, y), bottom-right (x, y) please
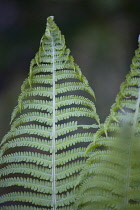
top-left (0, 0), bottom-right (140, 139)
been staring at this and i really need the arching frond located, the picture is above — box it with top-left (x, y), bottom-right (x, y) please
top-left (75, 36), bottom-right (140, 210)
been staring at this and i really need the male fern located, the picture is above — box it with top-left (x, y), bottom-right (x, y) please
top-left (1, 16), bottom-right (140, 210)
top-left (0, 16), bottom-right (99, 209)
top-left (75, 36), bottom-right (140, 209)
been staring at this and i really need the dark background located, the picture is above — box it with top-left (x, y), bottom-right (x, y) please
top-left (0, 0), bottom-right (140, 139)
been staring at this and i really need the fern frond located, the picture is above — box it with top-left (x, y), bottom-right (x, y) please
top-left (75, 37), bottom-right (140, 209)
top-left (0, 16), bottom-right (99, 209)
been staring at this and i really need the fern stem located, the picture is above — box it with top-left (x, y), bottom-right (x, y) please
top-left (123, 136), bottom-right (132, 209)
top-left (51, 36), bottom-right (56, 209)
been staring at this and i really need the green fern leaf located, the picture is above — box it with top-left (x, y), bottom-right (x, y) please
top-left (0, 16), bottom-right (99, 209)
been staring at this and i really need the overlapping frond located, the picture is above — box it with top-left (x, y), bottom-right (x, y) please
top-left (0, 16), bottom-right (99, 209)
top-left (75, 37), bottom-right (140, 209)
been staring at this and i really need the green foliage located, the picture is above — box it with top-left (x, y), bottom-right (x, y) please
top-left (0, 16), bottom-right (140, 210)
top-left (75, 37), bottom-right (140, 209)
top-left (0, 16), bottom-right (99, 209)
